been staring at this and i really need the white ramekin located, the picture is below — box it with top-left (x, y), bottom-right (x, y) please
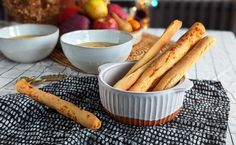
top-left (98, 62), bottom-right (193, 126)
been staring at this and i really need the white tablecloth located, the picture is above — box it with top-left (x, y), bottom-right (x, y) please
top-left (0, 28), bottom-right (235, 144)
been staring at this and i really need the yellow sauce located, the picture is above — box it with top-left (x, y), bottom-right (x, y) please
top-left (10, 35), bottom-right (43, 39)
top-left (79, 42), bottom-right (118, 48)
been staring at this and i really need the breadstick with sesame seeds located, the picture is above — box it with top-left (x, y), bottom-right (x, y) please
top-left (16, 79), bottom-right (101, 130)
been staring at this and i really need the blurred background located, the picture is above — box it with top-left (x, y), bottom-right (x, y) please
top-left (112, 0), bottom-right (236, 34)
top-left (0, 0), bottom-right (235, 33)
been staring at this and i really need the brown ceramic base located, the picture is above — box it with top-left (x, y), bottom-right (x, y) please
top-left (104, 108), bottom-right (181, 126)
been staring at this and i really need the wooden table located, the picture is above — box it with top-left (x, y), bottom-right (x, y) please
top-left (0, 28), bottom-right (235, 144)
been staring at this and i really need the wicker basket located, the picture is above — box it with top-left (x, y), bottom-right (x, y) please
top-left (4, 0), bottom-right (60, 24)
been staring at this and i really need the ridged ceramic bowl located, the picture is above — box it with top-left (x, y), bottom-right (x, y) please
top-left (98, 62), bottom-right (193, 126)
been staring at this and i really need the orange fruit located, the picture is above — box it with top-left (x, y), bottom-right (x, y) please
top-left (128, 19), bottom-right (141, 31)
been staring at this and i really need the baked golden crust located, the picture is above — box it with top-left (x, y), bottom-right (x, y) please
top-left (125, 20), bottom-right (182, 76)
top-left (129, 22), bottom-right (205, 92)
top-left (113, 42), bottom-right (175, 90)
top-left (16, 79), bottom-right (101, 130)
top-left (153, 36), bottom-right (216, 91)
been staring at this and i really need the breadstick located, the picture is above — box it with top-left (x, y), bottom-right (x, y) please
top-left (153, 36), bottom-right (216, 91)
top-left (113, 42), bottom-right (174, 90)
top-left (16, 79), bottom-right (101, 130)
top-left (129, 22), bottom-right (205, 92)
top-left (125, 19), bottom-right (182, 76)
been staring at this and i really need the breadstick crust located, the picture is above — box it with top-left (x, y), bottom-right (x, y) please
top-left (16, 79), bottom-right (101, 130)
top-left (129, 22), bottom-right (205, 92)
top-left (113, 42), bottom-right (175, 90)
top-left (153, 36), bottom-right (216, 91)
top-left (125, 19), bottom-right (182, 76)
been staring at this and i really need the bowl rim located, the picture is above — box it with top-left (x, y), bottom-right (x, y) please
top-left (130, 27), bottom-right (144, 34)
top-left (60, 29), bottom-right (133, 50)
top-left (0, 24), bottom-right (59, 40)
top-left (98, 62), bottom-right (193, 95)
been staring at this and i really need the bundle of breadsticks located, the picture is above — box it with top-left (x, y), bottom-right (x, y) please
top-left (114, 20), bottom-right (216, 92)
top-left (16, 79), bottom-right (101, 130)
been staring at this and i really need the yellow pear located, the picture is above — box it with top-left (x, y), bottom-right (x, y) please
top-left (83, 0), bottom-right (108, 20)
top-left (112, 13), bottom-right (133, 32)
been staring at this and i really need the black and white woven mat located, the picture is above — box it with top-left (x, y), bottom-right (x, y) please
top-left (0, 76), bottom-right (230, 145)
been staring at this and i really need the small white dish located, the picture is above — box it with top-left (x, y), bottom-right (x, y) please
top-left (60, 30), bottom-right (133, 74)
top-left (130, 28), bottom-right (143, 45)
top-left (0, 24), bottom-right (59, 63)
top-left (98, 62), bottom-right (193, 126)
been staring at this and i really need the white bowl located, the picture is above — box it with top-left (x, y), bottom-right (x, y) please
top-left (98, 62), bottom-right (193, 126)
top-left (0, 24), bottom-right (59, 63)
top-left (60, 30), bottom-right (133, 74)
top-left (130, 28), bottom-right (143, 45)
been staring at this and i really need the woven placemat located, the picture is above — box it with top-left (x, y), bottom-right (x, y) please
top-left (50, 33), bottom-right (159, 72)
top-left (0, 76), bottom-right (230, 144)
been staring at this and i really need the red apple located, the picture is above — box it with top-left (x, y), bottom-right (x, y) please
top-left (59, 15), bottom-right (90, 35)
top-left (93, 16), bottom-right (118, 29)
top-left (59, 5), bottom-right (83, 24)
top-left (108, 4), bottom-right (128, 20)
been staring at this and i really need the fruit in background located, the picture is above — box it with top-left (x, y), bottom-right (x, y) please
top-left (59, 15), bottom-right (90, 35)
top-left (93, 16), bottom-right (118, 30)
top-left (126, 14), bottom-right (133, 21)
top-left (83, 0), bottom-right (108, 20)
top-left (112, 13), bottom-right (133, 32)
top-left (108, 4), bottom-right (128, 20)
top-left (128, 19), bottom-right (141, 31)
top-left (59, 5), bottom-right (83, 23)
